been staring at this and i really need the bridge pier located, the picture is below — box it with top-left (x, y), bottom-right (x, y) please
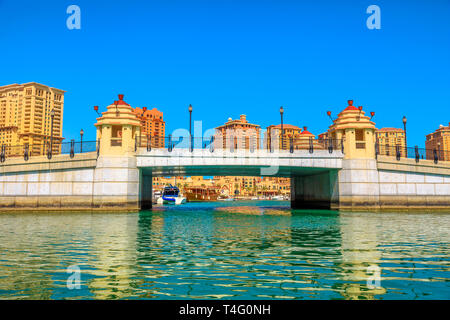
top-left (140, 172), bottom-right (153, 210)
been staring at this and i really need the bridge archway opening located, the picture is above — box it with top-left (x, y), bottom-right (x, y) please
top-left (139, 166), bottom-right (339, 210)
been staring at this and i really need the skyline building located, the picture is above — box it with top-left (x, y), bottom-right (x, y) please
top-left (214, 114), bottom-right (261, 150)
top-left (0, 82), bottom-right (65, 155)
top-left (134, 107), bottom-right (165, 148)
top-left (375, 127), bottom-right (406, 157)
top-left (425, 123), bottom-right (450, 161)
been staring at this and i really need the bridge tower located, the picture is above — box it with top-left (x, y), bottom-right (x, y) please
top-left (327, 100), bottom-right (380, 210)
top-left (92, 94), bottom-right (143, 210)
top-left (328, 100), bottom-right (377, 159)
top-left (94, 94), bottom-right (141, 156)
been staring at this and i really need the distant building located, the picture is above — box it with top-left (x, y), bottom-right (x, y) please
top-left (134, 107), bottom-right (165, 147)
top-left (0, 82), bottom-right (65, 155)
top-left (375, 128), bottom-right (406, 157)
top-left (265, 124), bottom-right (302, 150)
top-left (214, 115), bottom-right (261, 150)
top-left (425, 123), bottom-right (450, 161)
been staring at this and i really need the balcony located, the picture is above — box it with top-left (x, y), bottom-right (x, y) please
top-left (111, 137), bottom-right (122, 147)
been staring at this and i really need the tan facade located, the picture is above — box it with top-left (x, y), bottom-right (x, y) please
top-left (134, 107), bottom-right (165, 148)
top-left (328, 100), bottom-right (377, 159)
top-left (95, 94), bottom-right (141, 156)
top-left (215, 115), bottom-right (261, 150)
top-left (0, 82), bottom-right (65, 155)
top-left (425, 123), bottom-right (450, 161)
top-left (376, 128), bottom-right (406, 157)
top-left (265, 124), bottom-right (302, 150)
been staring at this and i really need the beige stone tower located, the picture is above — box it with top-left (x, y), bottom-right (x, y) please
top-left (328, 100), bottom-right (377, 159)
top-left (95, 94), bottom-right (141, 156)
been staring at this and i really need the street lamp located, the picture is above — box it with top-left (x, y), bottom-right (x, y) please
top-left (402, 116), bottom-right (407, 157)
top-left (437, 141), bottom-right (441, 161)
top-left (80, 129), bottom-right (84, 153)
top-left (188, 104), bottom-right (193, 151)
top-left (280, 106), bottom-right (284, 150)
top-left (49, 109), bottom-right (55, 159)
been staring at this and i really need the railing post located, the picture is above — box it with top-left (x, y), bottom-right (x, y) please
top-left (289, 137), bottom-right (293, 153)
top-left (23, 143), bottom-right (29, 161)
top-left (210, 136), bottom-right (214, 153)
top-left (375, 140), bottom-right (379, 159)
top-left (168, 135), bottom-right (172, 152)
top-left (396, 145), bottom-right (400, 161)
top-left (328, 137), bottom-right (333, 154)
top-left (433, 148), bottom-right (438, 164)
top-left (97, 138), bottom-right (100, 158)
top-left (70, 139), bottom-right (75, 158)
top-left (147, 134), bottom-right (151, 152)
top-left (309, 137), bottom-right (314, 154)
top-left (190, 134), bottom-right (193, 152)
top-left (0, 144), bottom-right (5, 163)
top-left (47, 141), bottom-right (52, 160)
top-left (415, 146), bottom-right (419, 163)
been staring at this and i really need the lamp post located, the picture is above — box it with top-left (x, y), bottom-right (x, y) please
top-left (80, 129), bottom-right (84, 153)
top-left (402, 116), bottom-right (407, 158)
top-left (188, 104), bottom-right (193, 151)
top-left (437, 142), bottom-right (441, 161)
top-left (50, 109), bottom-right (55, 156)
top-left (280, 106), bottom-right (284, 150)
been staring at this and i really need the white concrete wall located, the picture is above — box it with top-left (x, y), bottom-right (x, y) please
top-left (0, 155), bottom-right (140, 210)
top-left (338, 159), bottom-right (450, 210)
top-left (137, 149), bottom-right (343, 171)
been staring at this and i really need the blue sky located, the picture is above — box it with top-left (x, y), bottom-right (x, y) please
top-left (0, 0), bottom-right (449, 147)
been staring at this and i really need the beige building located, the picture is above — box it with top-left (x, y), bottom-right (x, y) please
top-left (376, 128), bottom-right (406, 157)
top-left (425, 123), bottom-right (450, 161)
top-left (214, 115), bottom-right (261, 150)
top-left (265, 124), bottom-right (302, 150)
top-left (0, 82), bottom-right (65, 155)
top-left (133, 107), bottom-right (165, 148)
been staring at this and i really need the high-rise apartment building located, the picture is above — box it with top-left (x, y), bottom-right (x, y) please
top-left (214, 115), bottom-right (261, 150)
top-left (134, 107), bottom-right (165, 147)
top-left (375, 128), bottom-right (406, 157)
top-left (0, 82), bottom-right (65, 154)
top-left (265, 124), bottom-right (302, 150)
top-left (425, 123), bottom-right (450, 161)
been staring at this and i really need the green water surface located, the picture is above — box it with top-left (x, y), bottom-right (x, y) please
top-left (0, 201), bottom-right (449, 299)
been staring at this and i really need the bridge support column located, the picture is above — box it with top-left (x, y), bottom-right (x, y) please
top-left (140, 172), bottom-right (152, 210)
top-left (93, 156), bottom-right (140, 210)
top-left (291, 170), bottom-right (339, 210)
top-left (337, 159), bottom-right (380, 210)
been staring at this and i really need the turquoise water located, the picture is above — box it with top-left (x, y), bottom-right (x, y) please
top-left (0, 201), bottom-right (449, 299)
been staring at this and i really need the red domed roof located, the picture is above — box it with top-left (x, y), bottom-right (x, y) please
top-left (300, 126), bottom-right (313, 135)
top-left (343, 99), bottom-right (358, 111)
top-left (112, 94), bottom-right (130, 106)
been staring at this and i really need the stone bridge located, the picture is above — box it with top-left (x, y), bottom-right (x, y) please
top-left (0, 96), bottom-right (449, 212)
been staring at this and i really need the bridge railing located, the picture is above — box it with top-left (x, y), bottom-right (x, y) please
top-left (0, 140), bottom-right (99, 163)
top-left (375, 143), bottom-right (450, 164)
top-left (136, 135), bottom-right (344, 154)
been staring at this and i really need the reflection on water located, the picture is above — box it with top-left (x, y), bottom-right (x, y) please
top-left (0, 201), bottom-right (449, 299)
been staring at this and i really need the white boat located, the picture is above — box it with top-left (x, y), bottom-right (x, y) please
top-left (218, 197), bottom-right (235, 201)
top-left (156, 185), bottom-right (186, 205)
top-left (271, 195), bottom-right (284, 200)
